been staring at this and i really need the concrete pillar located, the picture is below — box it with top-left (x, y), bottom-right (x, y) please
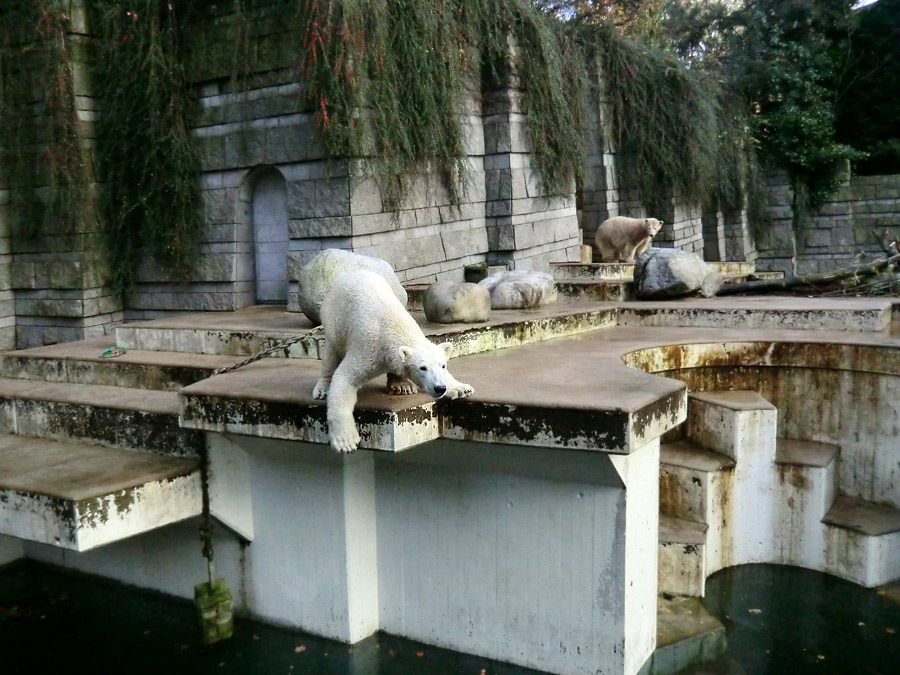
top-left (686, 390), bottom-right (778, 572)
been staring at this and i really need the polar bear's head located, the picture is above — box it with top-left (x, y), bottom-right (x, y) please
top-left (398, 341), bottom-right (453, 398)
top-left (645, 218), bottom-right (663, 236)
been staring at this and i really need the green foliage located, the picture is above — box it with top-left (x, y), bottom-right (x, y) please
top-left (301, 0), bottom-right (586, 202)
top-left (726, 0), bottom-right (864, 208)
top-left (0, 2), bottom-right (92, 243)
top-left (89, 1), bottom-right (204, 293)
top-left (835, 0), bottom-right (900, 174)
top-left (591, 24), bottom-right (723, 208)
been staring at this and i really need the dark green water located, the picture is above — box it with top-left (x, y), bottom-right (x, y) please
top-left (1, 561), bottom-right (898, 674)
top-left (0, 561), bottom-right (543, 675)
top-left (704, 565), bottom-right (900, 675)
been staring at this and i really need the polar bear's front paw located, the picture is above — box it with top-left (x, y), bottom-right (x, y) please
top-left (388, 379), bottom-right (418, 395)
top-left (330, 425), bottom-right (361, 453)
top-left (386, 373), bottom-right (418, 395)
top-left (445, 382), bottom-right (474, 400)
top-left (312, 380), bottom-right (329, 400)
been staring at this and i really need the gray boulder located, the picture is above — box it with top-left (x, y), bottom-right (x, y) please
top-left (634, 248), bottom-right (722, 299)
top-left (478, 270), bottom-right (558, 309)
top-left (423, 281), bottom-right (491, 324)
top-left (298, 249), bottom-right (406, 324)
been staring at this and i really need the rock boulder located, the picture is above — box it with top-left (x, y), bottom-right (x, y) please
top-left (478, 270), bottom-right (558, 309)
top-left (634, 248), bottom-right (722, 299)
top-left (423, 281), bottom-right (491, 324)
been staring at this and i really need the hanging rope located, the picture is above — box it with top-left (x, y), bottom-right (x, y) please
top-left (210, 326), bottom-right (324, 377)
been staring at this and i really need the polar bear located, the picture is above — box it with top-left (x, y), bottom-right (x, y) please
top-left (595, 217), bottom-right (663, 263)
top-left (313, 269), bottom-right (475, 453)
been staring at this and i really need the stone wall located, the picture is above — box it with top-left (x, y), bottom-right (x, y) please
top-left (577, 62), bottom-right (754, 264)
top-left (127, 5), bottom-right (580, 321)
top-left (0, 187), bottom-right (12, 350)
top-left (757, 171), bottom-right (900, 276)
top-left (0, 3), bottom-right (123, 347)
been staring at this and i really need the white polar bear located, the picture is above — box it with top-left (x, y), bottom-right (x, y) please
top-left (313, 269), bottom-right (475, 453)
top-left (595, 216), bottom-right (663, 263)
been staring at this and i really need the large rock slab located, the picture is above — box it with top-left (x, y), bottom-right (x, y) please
top-left (634, 249), bottom-right (722, 300)
top-left (298, 249), bottom-right (406, 324)
top-left (478, 270), bottom-right (558, 310)
top-left (423, 281), bottom-right (491, 324)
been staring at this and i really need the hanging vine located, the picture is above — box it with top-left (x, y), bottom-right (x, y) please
top-left (1, 1), bottom-right (760, 296)
top-left (89, 1), bottom-right (204, 293)
top-left (0, 2), bottom-right (92, 244)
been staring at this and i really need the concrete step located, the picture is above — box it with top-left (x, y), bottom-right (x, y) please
top-left (0, 338), bottom-right (241, 391)
top-left (115, 304), bottom-right (619, 359)
top-left (554, 279), bottom-right (632, 302)
top-left (0, 434), bottom-right (201, 551)
top-left (551, 260), bottom-right (757, 282)
top-left (642, 595), bottom-right (728, 674)
top-left (618, 297), bottom-right (892, 332)
top-left (551, 261), bottom-right (636, 281)
top-left (773, 439), bottom-right (840, 568)
top-left (659, 515), bottom-right (708, 597)
top-left (0, 377), bottom-right (204, 458)
top-left (659, 440), bottom-right (735, 523)
top-left (822, 495), bottom-right (900, 587)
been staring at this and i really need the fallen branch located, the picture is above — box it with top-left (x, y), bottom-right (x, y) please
top-left (717, 253), bottom-right (900, 296)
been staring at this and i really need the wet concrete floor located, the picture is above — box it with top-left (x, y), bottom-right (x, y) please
top-left (1, 561), bottom-right (898, 674)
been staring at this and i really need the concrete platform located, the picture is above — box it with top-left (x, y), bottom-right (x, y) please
top-left (0, 377), bottom-right (204, 457)
top-left (112, 295), bottom-right (895, 360)
top-left (0, 337), bottom-right (241, 391)
top-left (824, 495), bottom-right (900, 536)
top-left (643, 595), bottom-right (727, 674)
top-left (0, 434), bottom-right (201, 551)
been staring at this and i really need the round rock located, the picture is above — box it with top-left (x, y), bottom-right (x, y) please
top-left (478, 270), bottom-right (558, 309)
top-left (423, 281), bottom-right (491, 324)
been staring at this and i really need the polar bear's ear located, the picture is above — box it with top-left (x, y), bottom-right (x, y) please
top-left (398, 346), bottom-right (414, 363)
top-left (437, 342), bottom-right (453, 355)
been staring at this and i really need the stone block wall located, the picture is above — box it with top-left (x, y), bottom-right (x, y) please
top-left (757, 171), bottom-right (900, 276)
top-left (127, 7), bottom-right (577, 320)
top-left (576, 62), bottom-right (752, 264)
top-left (1, 5), bottom-right (124, 348)
top-left (0, 188), bottom-right (12, 350)
top-left (483, 85), bottom-right (581, 271)
top-left (578, 64), bottom-right (643, 252)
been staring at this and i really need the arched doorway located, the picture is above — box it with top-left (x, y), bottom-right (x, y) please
top-left (251, 168), bottom-right (289, 304)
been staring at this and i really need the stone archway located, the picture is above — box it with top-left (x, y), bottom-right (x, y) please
top-left (251, 167), bottom-right (289, 304)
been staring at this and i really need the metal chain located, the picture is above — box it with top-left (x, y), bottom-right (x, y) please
top-left (211, 325), bottom-right (324, 377)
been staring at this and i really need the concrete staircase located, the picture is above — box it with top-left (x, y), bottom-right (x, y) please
top-left (658, 391), bottom-right (900, 599)
top-left (551, 261), bottom-right (784, 302)
top-left (0, 339), bottom-right (242, 551)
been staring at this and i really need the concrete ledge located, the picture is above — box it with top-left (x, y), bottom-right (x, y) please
top-left (179, 359), bottom-right (441, 452)
top-left (824, 495), bottom-right (900, 536)
top-left (0, 377), bottom-right (204, 458)
top-left (0, 338), bottom-right (241, 391)
top-left (0, 434), bottom-right (201, 551)
top-left (775, 439), bottom-right (840, 467)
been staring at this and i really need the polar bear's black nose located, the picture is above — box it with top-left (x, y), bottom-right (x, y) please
top-left (433, 385), bottom-right (447, 397)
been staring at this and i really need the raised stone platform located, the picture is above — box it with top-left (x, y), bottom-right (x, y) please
top-left (0, 434), bottom-right (200, 551)
top-left (2, 295), bottom-right (900, 675)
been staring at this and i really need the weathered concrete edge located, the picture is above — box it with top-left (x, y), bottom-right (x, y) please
top-left (0, 472), bottom-right (202, 551)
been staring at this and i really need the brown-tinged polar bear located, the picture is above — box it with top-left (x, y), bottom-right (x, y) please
top-left (595, 216), bottom-right (663, 263)
top-left (313, 269), bottom-right (474, 453)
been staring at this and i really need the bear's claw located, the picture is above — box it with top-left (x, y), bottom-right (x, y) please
top-left (388, 381), bottom-right (418, 395)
